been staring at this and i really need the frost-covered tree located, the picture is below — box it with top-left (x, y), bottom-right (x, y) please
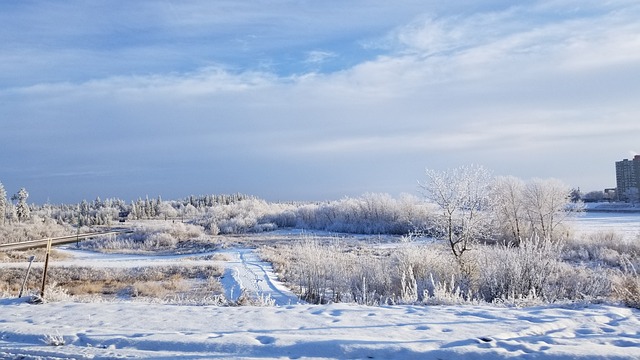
top-left (12, 187), bottom-right (30, 222)
top-left (0, 182), bottom-right (7, 225)
top-left (129, 201), bottom-right (139, 220)
top-left (419, 165), bottom-right (494, 262)
top-left (157, 201), bottom-right (178, 220)
top-left (522, 178), bottom-right (580, 242)
top-left (491, 176), bottom-right (527, 244)
top-left (492, 177), bottom-right (581, 244)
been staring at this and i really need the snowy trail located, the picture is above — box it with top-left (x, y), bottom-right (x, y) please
top-left (218, 248), bottom-right (301, 306)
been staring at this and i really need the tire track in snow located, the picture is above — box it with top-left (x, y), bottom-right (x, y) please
top-left (219, 248), bottom-right (301, 306)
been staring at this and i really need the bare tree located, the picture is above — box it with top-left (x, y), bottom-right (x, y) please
top-left (419, 165), bottom-right (494, 262)
top-left (491, 176), bottom-right (527, 244)
top-left (522, 178), bottom-right (580, 243)
top-left (492, 177), bottom-right (581, 244)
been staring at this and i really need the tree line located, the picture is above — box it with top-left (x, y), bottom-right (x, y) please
top-left (0, 183), bottom-right (31, 224)
top-left (0, 167), bottom-right (579, 245)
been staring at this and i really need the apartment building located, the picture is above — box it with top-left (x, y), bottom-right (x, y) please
top-left (615, 155), bottom-right (640, 201)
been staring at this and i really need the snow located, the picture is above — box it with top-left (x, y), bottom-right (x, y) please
top-left (0, 300), bottom-right (638, 359)
top-left (216, 248), bottom-right (300, 305)
top-left (569, 212), bottom-right (640, 239)
top-left (1, 214), bottom-right (640, 359)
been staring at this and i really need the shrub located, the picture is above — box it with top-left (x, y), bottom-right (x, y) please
top-left (78, 222), bottom-right (209, 253)
top-left (0, 221), bottom-right (73, 245)
top-left (475, 236), bottom-right (563, 302)
top-left (613, 272), bottom-right (640, 309)
top-left (564, 231), bottom-right (640, 270)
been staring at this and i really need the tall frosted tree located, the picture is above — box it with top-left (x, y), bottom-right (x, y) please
top-left (419, 165), bottom-right (494, 263)
top-left (491, 176), bottom-right (527, 244)
top-left (522, 178), bottom-right (579, 242)
top-left (13, 187), bottom-right (30, 222)
top-left (0, 182), bottom-right (6, 225)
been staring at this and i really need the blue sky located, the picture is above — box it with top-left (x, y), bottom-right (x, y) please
top-left (2, 0), bottom-right (640, 204)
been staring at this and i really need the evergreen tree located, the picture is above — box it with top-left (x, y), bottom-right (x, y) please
top-left (13, 187), bottom-right (30, 222)
top-left (0, 182), bottom-right (6, 226)
top-left (130, 201), bottom-right (139, 220)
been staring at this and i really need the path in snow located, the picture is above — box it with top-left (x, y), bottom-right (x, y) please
top-left (217, 248), bottom-right (301, 306)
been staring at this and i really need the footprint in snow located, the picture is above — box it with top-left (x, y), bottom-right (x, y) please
top-left (256, 335), bottom-right (276, 345)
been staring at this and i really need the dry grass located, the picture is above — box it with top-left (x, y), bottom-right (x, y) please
top-left (613, 273), bottom-right (640, 308)
top-left (211, 253), bottom-right (233, 262)
top-left (0, 264), bottom-right (224, 301)
top-left (0, 249), bottom-right (71, 263)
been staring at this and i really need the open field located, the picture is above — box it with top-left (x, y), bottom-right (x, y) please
top-left (1, 214), bottom-right (639, 358)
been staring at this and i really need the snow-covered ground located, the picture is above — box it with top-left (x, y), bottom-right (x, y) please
top-left (0, 299), bottom-right (638, 359)
top-left (216, 248), bottom-right (300, 305)
top-left (1, 215), bottom-right (639, 359)
top-left (569, 212), bottom-right (640, 239)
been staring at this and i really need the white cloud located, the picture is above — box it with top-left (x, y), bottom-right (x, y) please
top-left (304, 51), bottom-right (337, 65)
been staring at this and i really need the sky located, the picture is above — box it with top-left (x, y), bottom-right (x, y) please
top-left (1, 0), bottom-right (640, 204)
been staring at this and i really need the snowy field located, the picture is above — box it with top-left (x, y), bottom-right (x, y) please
top-left (1, 214), bottom-right (639, 359)
top-left (569, 212), bottom-right (640, 239)
top-left (1, 299), bottom-right (638, 359)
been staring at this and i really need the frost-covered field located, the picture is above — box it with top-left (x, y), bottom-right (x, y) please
top-left (0, 214), bottom-right (639, 359)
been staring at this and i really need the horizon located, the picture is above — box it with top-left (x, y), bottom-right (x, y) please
top-left (2, 1), bottom-right (639, 204)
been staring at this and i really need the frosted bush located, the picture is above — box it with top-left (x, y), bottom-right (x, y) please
top-left (0, 221), bottom-right (73, 245)
top-left (472, 236), bottom-right (613, 303)
top-left (146, 233), bottom-right (178, 248)
top-left (564, 231), bottom-right (640, 270)
top-left (549, 263), bottom-right (611, 301)
top-left (78, 222), bottom-right (207, 252)
top-left (399, 269), bottom-right (418, 303)
top-left (394, 243), bottom-right (460, 302)
top-left (613, 272), bottom-right (640, 309)
top-left (194, 193), bottom-right (433, 235)
top-left (196, 198), bottom-right (293, 234)
top-left (349, 258), bottom-right (396, 305)
top-left (42, 282), bottom-right (72, 302)
top-left (294, 193), bottom-right (433, 235)
top-left (423, 274), bottom-right (478, 305)
top-left (475, 237), bottom-right (563, 302)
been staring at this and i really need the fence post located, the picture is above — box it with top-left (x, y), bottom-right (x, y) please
top-left (18, 255), bottom-right (35, 298)
top-left (40, 239), bottom-right (52, 299)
